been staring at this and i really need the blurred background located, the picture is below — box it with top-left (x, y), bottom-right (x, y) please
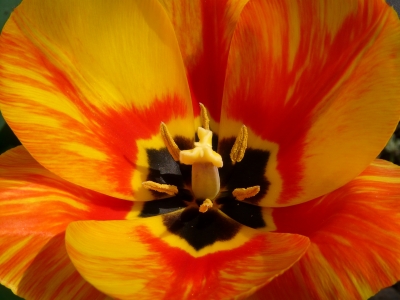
top-left (0, 0), bottom-right (400, 299)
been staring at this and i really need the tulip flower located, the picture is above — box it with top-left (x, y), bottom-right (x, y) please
top-left (1, 0), bottom-right (400, 299)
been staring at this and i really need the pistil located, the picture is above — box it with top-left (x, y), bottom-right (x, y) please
top-left (180, 127), bottom-right (222, 200)
top-left (154, 104), bottom-right (258, 213)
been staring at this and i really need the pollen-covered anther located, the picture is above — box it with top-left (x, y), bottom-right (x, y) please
top-left (142, 181), bottom-right (178, 196)
top-left (199, 103), bottom-right (210, 130)
top-left (160, 122), bottom-right (180, 161)
top-left (230, 125), bottom-right (248, 164)
top-left (232, 186), bottom-right (260, 201)
top-left (199, 198), bottom-right (213, 213)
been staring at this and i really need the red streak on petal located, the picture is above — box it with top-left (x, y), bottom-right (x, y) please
top-left (1, 234), bottom-right (107, 300)
top-left (265, 172), bottom-right (400, 298)
top-left (1, 28), bottom-right (189, 198)
top-left (134, 226), bottom-right (270, 299)
top-left (188, 0), bottom-right (234, 122)
top-left (227, 2), bottom-right (385, 203)
top-left (1, 177), bottom-right (133, 236)
top-left (38, 50), bottom-right (188, 197)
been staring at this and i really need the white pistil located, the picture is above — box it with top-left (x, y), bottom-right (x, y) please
top-left (158, 107), bottom-right (254, 213)
top-left (180, 127), bottom-right (222, 201)
top-left (180, 127), bottom-right (222, 167)
top-left (191, 162), bottom-right (220, 200)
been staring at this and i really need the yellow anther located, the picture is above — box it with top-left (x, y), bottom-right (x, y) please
top-left (199, 198), bottom-right (213, 213)
top-left (232, 186), bottom-right (260, 200)
top-left (230, 125), bottom-right (248, 164)
top-left (180, 127), bottom-right (223, 168)
top-left (199, 103), bottom-right (210, 130)
top-left (160, 122), bottom-right (180, 161)
top-left (142, 181), bottom-right (179, 196)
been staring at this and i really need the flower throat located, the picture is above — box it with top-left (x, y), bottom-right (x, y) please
top-left (142, 104), bottom-right (260, 213)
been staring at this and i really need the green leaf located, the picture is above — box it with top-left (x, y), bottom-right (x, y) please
top-left (0, 285), bottom-right (23, 300)
top-left (0, 0), bottom-right (21, 31)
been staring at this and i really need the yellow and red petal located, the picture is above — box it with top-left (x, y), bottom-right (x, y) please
top-left (65, 215), bottom-right (309, 300)
top-left (219, 0), bottom-right (400, 206)
top-left (253, 160), bottom-right (400, 299)
top-left (0, 0), bottom-right (194, 200)
top-left (157, 0), bottom-right (248, 130)
top-left (0, 146), bottom-right (133, 299)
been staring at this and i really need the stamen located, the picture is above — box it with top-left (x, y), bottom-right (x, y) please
top-left (199, 198), bottom-right (213, 213)
top-left (199, 103), bottom-right (210, 130)
top-left (142, 181), bottom-right (179, 196)
top-left (160, 122), bottom-right (180, 161)
top-left (232, 186), bottom-right (260, 200)
top-left (230, 125), bottom-right (248, 164)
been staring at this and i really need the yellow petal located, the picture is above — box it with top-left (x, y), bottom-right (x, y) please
top-left (66, 215), bottom-right (309, 299)
top-left (0, 0), bottom-right (194, 200)
top-left (0, 146), bottom-right (132, 299)
top-left (220, 0), bottom-right (400, 206)
top-left (255, 160), bottom-right (400, 299)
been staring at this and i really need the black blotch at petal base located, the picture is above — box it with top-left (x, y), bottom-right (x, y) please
top-left (162, 208), bottom-right (241, 251)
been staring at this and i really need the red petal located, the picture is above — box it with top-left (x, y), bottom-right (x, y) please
top-left (66, 216), bottom-right (309, 299)
top-left (255, 160), bottom-right (400, 299)
top-left (220, 0), bottom-right (400, 206)
top-left (0, 146), bottom-right (133, 299)
top-left (158, 0), bottom-right (249, 129)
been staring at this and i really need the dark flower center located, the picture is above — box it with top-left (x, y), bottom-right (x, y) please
top-left (139, 106), bottom-right (271, 250)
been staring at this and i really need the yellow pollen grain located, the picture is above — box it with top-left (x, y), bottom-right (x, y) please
top-left (199, 103), bottom-right (210, 130)
top-left (160, 122), bottom-right (181, 161)
top-left (232, 186), bottom-right (260, 201)
top-left (142, 181), bottom-right (178, 196)
top-left (199, 198), bottom-right (213, 213)
top-left (230, 125), bottom-right (248, 164)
